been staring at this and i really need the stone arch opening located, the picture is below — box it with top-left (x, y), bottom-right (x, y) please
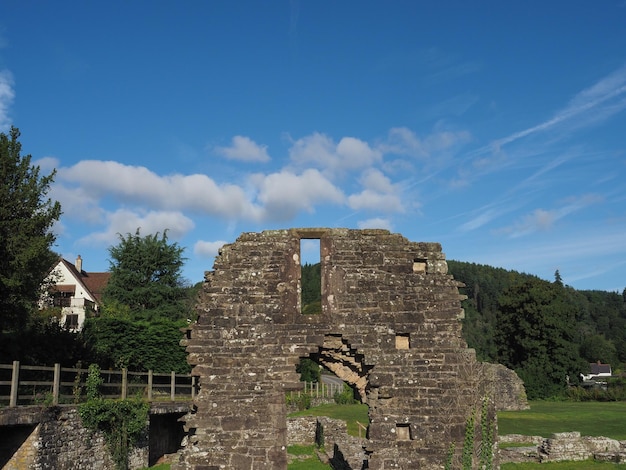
top-left (306, 334), bottom-right (373, 403)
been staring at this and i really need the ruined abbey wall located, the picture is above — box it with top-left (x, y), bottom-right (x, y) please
top-left (174, 228), bottom-right (497, 469)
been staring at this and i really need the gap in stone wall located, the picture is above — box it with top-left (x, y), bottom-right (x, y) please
top-left (300, 237), bottom-right (321, 315)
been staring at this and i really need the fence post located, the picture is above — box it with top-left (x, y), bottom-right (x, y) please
top-left (10, 361), bottom-right (19, 407)
top-left (121, 368), bottom-right (128, 399)
top-left (191, 376), bottom-right (196, 400)
top-left (52, 363), bottom-right (61, 405)
top-left (147, 370), bottom-right (153, 401)
top-left (171, 371), bottom-right (175, 401)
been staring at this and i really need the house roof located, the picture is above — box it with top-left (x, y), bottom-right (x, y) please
top-left (81, 272), bottom-right (111, 303)
top-left (52, 258), bottom-right (111, 305)
top-left (590, 362), bottom-right (611, 375)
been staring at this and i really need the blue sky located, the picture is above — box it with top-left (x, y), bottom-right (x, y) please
top-left (1, 1), bottom-right (625, 291)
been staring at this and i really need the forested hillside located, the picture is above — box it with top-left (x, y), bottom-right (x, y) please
top-left (448, 260), bottom-right (626, 398)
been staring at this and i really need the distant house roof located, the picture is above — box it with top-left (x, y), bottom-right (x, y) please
top-left (589, 362), bottom-right (611, 375)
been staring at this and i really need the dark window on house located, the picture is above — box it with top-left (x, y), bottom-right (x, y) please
top-left (65, 314), bottom-right (79, 329)
top-left (53, 292), bottom-right (72, 308)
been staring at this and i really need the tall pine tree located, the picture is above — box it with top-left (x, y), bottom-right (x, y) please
top-left (0, 127), bottom-right (61, 331)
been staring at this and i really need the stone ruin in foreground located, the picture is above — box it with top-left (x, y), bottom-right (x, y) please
top-left (174, 228), bottom-right (525, 469)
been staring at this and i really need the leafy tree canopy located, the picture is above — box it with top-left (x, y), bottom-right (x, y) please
top-left (82, 315), bottom-right (190, 373)
top-left (0, 127), bottom-right (61, 331)
top-left (449, 260), bottom-right (626, 399)
top-left (103, 228), bottom-right (189, 320)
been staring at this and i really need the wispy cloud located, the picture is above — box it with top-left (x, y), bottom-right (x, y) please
top-left (476, 227), bottom-right (626, 275)
top-left (381, 127), bottom-right (471, 159)
top-left (492, 65), bottom-right (626, 150)
top-left (0, 70), bottom-right (15, 132)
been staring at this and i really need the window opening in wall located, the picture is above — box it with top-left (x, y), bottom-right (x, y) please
top-left (413, 258), bottom-right (427, 273)
top-left (396, 423), bottom-right (411, 440)
top-left (395, 333), bottom-right (410, 350)
top-left (300, 238), bottom-right (321, 314)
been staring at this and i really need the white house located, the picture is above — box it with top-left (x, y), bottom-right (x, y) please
top-left (43, 255), bottom-right (110, 330)
top-left (580, 361), bottom-right (612, 382)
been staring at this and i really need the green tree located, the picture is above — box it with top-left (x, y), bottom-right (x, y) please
top-left (495, 278), bottom-right (584, 398)
top-left (296, 358), bottom-right (321, 382)
top-left (0, 127), bottom-right (61, 331)
top-left (301, 262), bottom-right (321, 314)
top-left (103, 229), bottom-right (188, 320)
top-left (82, 315), bottom-right (190, 373)
top-left (579, 334), bottom-right (618, 366)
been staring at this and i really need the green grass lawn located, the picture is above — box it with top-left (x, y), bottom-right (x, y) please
top-left (287, 445), bottom-right (332, 470)
top-left (288, 403), bottom-right (369, 436)
top-left (501, 460), bottom-right (623, 469)
top-left (499, 401), bottom-right (626, 470)
top-left (498, 401), bottom-right (626, 440)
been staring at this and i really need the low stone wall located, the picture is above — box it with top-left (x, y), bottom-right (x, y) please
top-left (287, 417), bottom-right (317, 446)
top-left (499, 432), bottom-right (626, 464)
top-left (287, 416), bottom-right (366, 469)
top-left (2, 406), bottom-right (148, 470)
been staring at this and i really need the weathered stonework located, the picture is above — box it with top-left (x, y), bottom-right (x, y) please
top-left (174, 228), bottom-right (499, 469)
top-left (1, 406), bottom-right (147, 470)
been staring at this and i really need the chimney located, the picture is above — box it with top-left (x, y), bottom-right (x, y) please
top-left (76, 255), bottom-right (83, 273)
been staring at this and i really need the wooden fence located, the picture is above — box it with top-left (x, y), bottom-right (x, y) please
top-left (0, 361), bottom-right (197, 407)
top-left (288, 379), bottom-right (345, 400)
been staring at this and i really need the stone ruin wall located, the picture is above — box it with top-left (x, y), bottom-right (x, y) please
top-left (174, 228), bottom-right (500, 469)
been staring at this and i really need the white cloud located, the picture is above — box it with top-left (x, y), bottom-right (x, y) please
top-left (360, 168), bottom-right (394, 192)
top-left (214, 135), bottom-right (270, 162)
top-left (357, 218), bottom-right (392, 230)
top-left (194, 240), bottom-right (228, 258)
top-left (58, 160), bottom-right (264, 221)
top-left (348, 169), bottom-right (404, 213)
top-left (50, 185), bottom-right (106, 224)
top-left (0, 70), bottom-right (15, 132)
top-left (288, 132), bottom-right (382, 174)
top-left (33, 156), bottom-right (60, 173)
top-left (348, 190), bottom-right (403, 213)
top-left (251, 168), bottom-right (345, 220)
top-left (78, 209), bottom-right (195, 246)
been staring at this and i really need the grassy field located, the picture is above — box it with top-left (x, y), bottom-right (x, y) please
top-left (498, 401), bottom-right (626, 440)
top-left (288, 403), bottom-right (369, 436)
top-left (501, 461), bottom-right (623, 469)
top-left (499, 401), bottom-right (626, 470)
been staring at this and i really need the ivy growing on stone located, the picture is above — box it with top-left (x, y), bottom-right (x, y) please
top-left (79, 364), bottom-right (149, 470)
top-left (446, 396), bottom-right (494, 470)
